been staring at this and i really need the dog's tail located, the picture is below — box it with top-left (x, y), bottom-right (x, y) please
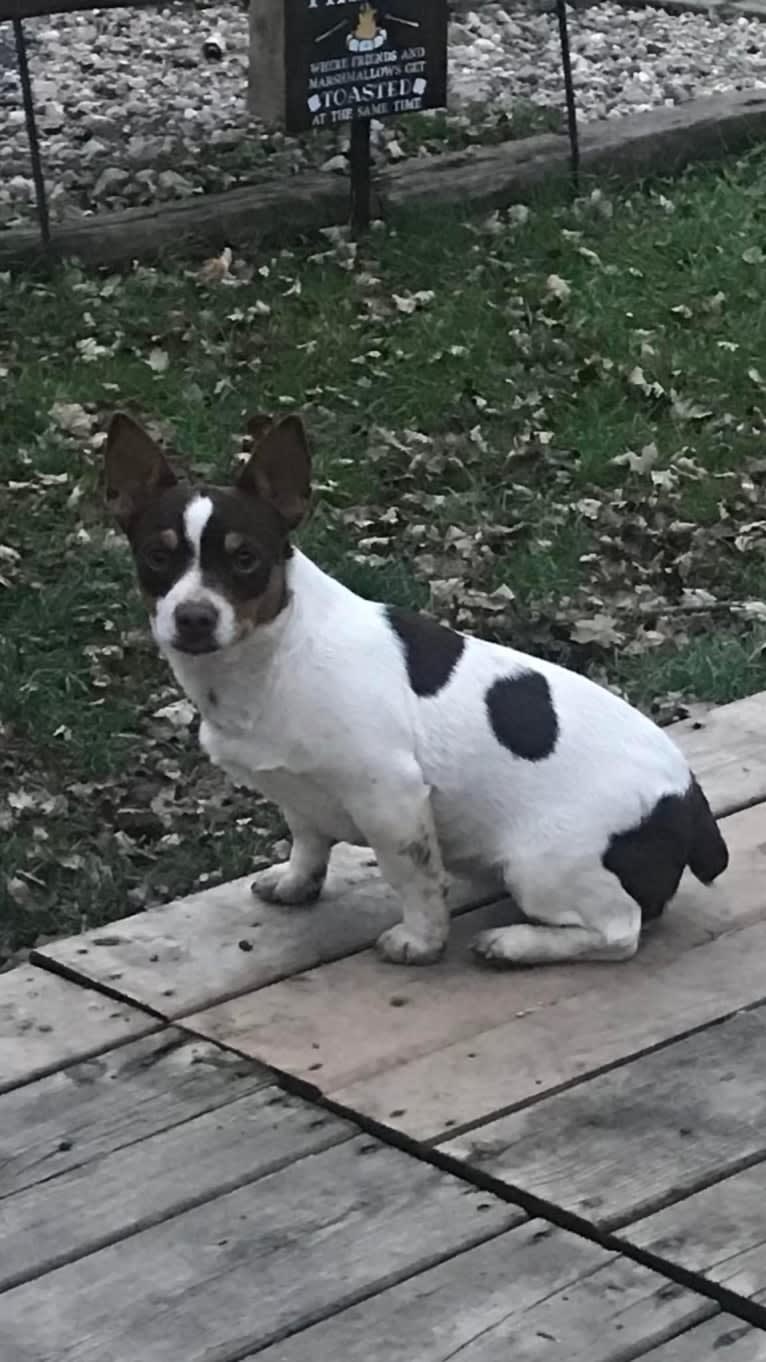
top-left (688, 776), bottom-right (729, 885)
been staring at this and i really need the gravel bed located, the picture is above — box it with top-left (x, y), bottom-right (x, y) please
top-left (1, 0), bottom-right (766, 228)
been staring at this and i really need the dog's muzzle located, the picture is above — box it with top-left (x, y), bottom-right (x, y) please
top-left (173, 600), bottom-right (220, 653)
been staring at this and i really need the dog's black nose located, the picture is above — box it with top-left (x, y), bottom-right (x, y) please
top-left (175, 601), bottom-right (218, 650)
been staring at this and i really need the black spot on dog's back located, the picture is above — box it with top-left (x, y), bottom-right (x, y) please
top-left (485, 671), bottom-right (559, 761)
top-left (387, 606), bottom-right (465, 698)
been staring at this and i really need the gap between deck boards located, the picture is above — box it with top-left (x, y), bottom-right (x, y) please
top-left (17, 691), bottom-right (766, 1338)
top-left (18, 943), bottom-right (766, 1334)
top-left (165, 997), bottom-right (766, 1337)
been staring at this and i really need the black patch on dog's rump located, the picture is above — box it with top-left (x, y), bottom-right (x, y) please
top-left (386, 606), bottom-right (465, 698)
top-left (603, 776), bottom-right (728, 923)
top-left (485, 671), bottom-right (559, 762)
top-left (687, 776), bottom-right (729, 884)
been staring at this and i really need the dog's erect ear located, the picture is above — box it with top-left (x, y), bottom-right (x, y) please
top-left (237, 414), bottom-right (311, 530)
top-left (246, 412), bottom-right (276, 445)
top-left (104, 412), bottom-right (177, 529)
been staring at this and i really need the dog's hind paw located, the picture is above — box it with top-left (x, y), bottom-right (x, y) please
top-left (376, 923), bottom-right (446, 966)
top-left (250, 863), bottom-right (324, 907)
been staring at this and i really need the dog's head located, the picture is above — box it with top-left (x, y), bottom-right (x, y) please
top-left (105, 412), bottom-right (311, 655)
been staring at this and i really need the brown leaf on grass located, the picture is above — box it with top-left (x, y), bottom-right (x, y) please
top-left (612, 442), bottom-right (659, 474)
top-left (570, 614), bottom-right (624, 647)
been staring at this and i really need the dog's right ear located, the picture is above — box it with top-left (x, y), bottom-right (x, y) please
top-left (104, 413), bottom-right (177, 529)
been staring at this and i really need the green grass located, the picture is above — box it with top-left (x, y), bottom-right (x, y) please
top-left (3, 148), bottom-right (766, 961)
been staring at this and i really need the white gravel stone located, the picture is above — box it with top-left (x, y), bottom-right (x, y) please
top-left (1, 0), bottom-right (765, 228)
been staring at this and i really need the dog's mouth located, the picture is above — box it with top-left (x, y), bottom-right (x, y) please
top-left (172, 636), bottom-right (222, 656)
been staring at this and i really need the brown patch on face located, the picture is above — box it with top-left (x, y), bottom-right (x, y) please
top-left (230, 562), bottom-right (289, 634)
top-left (106, 405), bottom-right (314, 650)
top-left (128, 484), bottom-right (195, 613)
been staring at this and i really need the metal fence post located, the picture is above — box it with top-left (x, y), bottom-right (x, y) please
top-left (12, 17), bottom-right (51, 247)
top-left (555, 0), bottom-right (580, 191)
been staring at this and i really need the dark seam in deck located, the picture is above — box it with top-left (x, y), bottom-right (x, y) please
top-left (173, 1020), bottom-right (766, 1337)
top-left (312, 1091), bottom-right (766, 1333)
top-left (27, 885), bottom-right (503, 1025)
top-left (26, 951), bottom-right (167, 1018)
top-left (25, 912), bottom-right (766, 1332)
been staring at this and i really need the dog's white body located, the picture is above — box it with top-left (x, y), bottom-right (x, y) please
top-left (163, 543), bottom-right (702, 966)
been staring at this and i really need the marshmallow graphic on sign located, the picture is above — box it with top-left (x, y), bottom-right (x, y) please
top-left (413, 78), bottom-right (427, 95)
top-left (307, 94), bottom-right (322, 113)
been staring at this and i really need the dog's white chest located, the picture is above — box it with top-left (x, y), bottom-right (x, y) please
top-left (200, 718), bottom-right (362, 843)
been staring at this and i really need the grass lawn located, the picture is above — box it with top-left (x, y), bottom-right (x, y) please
top-left (3, 149), bottom-right (766, 965)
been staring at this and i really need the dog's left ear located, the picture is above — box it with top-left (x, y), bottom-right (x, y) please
top-left (237, 414), bottom-right (311, 530)
top-left (105, 412), bottom-right (177, 530)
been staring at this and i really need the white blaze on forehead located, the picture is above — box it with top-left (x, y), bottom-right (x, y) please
top-left (183, 495), bottom-right (214, 562)
top-left (152, 494), bottom-right (236, 652)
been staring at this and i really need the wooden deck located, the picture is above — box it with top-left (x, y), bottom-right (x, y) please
top-left (3, 692), bottom-right (766, 1359)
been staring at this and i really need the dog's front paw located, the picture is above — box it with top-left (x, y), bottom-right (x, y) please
top-left (376, 923), bottom-right (446, 966)
top-left (250, 863), bottom-right (324, 907)
top-left (472, 927), bottom-right (512, 966)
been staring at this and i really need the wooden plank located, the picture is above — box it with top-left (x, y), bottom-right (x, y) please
top-left (0, 1140), bottom-right (521, 1360)
top-left (0, 964), bottom-right (158, 1093)
top-left (439, 1008), bottom-right (766, 1230)
top-left (0, 0), bottom-right (157, 16)
top-left (671, 691), bottom-right (766, 815)
top-left (31, 846), bottom-right (496, 1019)
top-left (628, 1163), bottom-right (766, 1298)
top-left (331, 918), bottom-right (766, 1140)
top-left (0, 1085), bottom-right (355, 1292)
top-left (179, 803), bottom-right (766, 1097)
top-left (252, 1219), bottom-right (714, 1362)
top-left (4, 91), bottom-right (766, 269)
top-left (0, 1030), bottom-right (270, 1200)
top-left (0, 166), bottom-right (355, 270)
top-left (641, 1319), bottom-right (766, 1361)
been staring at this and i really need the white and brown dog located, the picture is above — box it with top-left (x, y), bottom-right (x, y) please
top-left (105, 411), bottom-right (728, 967)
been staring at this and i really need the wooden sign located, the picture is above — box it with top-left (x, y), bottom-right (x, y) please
top-left (284, 0), bottom-right (448, 133)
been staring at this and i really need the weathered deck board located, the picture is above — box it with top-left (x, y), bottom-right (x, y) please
top-left (672, 691), bottom-right (766, 816)
top-left (179, 802), bottom-right (766, 1100)
top-left (0, 964), bottom-right (158, 1092)
top-left (628, 1163), bottom-right (766, 1298)
top-left (0, 1085), bottom-right (354, 1292)
top-left (253, 1219), bottom-right (714, 1362)
top-left (0, 1031), bottom-right (270, 1199)
top-left (31, 846), bottom-right (496, 1019)
top-left (641, 1319), bottom-right (766, 1361)
top-left (439, 1008), bottom-right (766, 1229)
top-left (0, 1139), bottom-right (520, 1361)
top-left (208, 914), bottom-right (766, 1143)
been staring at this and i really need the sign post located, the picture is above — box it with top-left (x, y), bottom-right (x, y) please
top-left (282, 0), bottom-right (448, 230)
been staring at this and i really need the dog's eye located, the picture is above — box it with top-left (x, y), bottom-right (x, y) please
top-left (231, 546), bottom-right (260, 575)
top-left (144, 544), bottom-right (172, 572)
